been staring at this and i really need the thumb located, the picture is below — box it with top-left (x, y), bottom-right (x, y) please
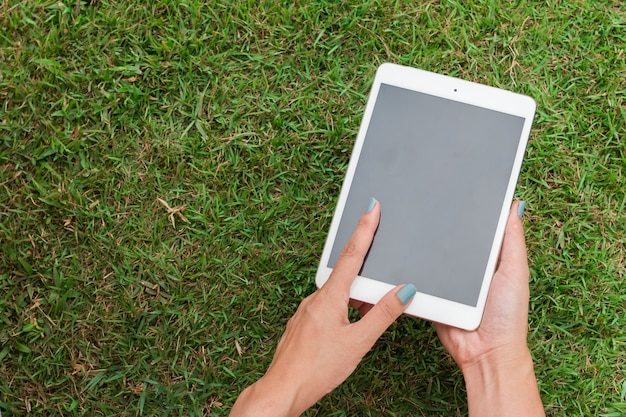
top-left (497, 201), bottom-right (529, 276)
top-left (353, 284), bottom-right (417, 345)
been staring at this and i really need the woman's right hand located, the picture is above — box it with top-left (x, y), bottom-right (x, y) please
top-left (435, 201), bottom-right (531, 369)
top-left (435, 201), bottom-right (545, 416)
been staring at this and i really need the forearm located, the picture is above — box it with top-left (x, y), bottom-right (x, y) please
top-left (462, 347), bottom-right (545, 417)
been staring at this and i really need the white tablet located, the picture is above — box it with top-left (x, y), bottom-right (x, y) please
top-left (315, 63), bottom-right (536, 330)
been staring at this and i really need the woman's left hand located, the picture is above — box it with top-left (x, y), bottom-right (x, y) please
top-left (230, 199), bottom-right (416, 417)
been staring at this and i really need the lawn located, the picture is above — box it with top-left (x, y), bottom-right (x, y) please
top-left (1, 0), bottom-right (625, 416)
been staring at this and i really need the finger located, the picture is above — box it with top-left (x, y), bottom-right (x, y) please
top-left (324, 198), bottom-right (381, 296)
top-left (497, 201), bottom-right (529, 276)
top-left (352, 284), bottom-right (416, 345)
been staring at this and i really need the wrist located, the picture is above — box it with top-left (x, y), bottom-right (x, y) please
top-left (230, 375), bottom-right (300, 417)
top-left (460, 344), bottom-right (533, 378)
top-left (462, 346), bottom-right (545, 417)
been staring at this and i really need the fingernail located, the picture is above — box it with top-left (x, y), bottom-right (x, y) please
top-left (397, 284), bottom-right (417, 305)
top-left (365, 197), bottom-right (376, 213)
top-left (518, 201), bottom-right (526, 219)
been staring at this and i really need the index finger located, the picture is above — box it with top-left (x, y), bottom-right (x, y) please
top-left (322, 198), bottom-right (381, 298)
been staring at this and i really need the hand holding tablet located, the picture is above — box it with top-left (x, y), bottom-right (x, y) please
top-left (230, 199), bottom-right (417, 417)
top-left (231, 64), bottom-right (543, 416)
top-left (231, 200), bottom-right (545, 416)
top-left (316, 63), bottom-right (537, 330)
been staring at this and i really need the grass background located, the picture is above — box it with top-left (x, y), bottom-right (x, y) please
top-left (1, 0), bottom-right (625, 415)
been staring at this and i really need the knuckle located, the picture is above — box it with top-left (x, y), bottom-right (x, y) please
top-left (358, 213), bottom-right (376, 230)
top-left (340, 240), bottom-right (362, 259)
top-left (301, 293), bottom-right (323, 314)
top-left (377, 300), bottom-right (397, 322)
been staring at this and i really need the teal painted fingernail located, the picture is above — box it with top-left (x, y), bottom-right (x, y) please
top-left (365, 197), bottom-right (376, 213)
top-left (518, 201), bottom-right (526, 218)
top-left (397, 284), bottom-right (417, 305)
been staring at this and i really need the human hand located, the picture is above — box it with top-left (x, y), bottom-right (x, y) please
top-left (230, 198), bottom-right (417, 417)
top-left (435, 201), bottom-right (545, 416)
top-left (435, 201), bottom-right (530, 369)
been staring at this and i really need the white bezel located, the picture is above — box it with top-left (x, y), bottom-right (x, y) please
top-left (315, 63), bottom-right (536, 330)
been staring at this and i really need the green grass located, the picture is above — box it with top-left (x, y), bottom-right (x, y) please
top-left (1, 0), bottom-right (625, 415)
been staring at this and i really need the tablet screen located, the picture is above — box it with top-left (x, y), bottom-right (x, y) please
top-left (327, 83), bottom-right (525, 307)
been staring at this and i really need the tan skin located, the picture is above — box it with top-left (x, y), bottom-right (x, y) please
top-left (230, 200), bottom-right (544, 417)
top-left (435, 202), bottom-right (544, 417)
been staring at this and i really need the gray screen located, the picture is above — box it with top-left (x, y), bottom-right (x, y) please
top-left (328, 83), bottom-right (525, 306)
